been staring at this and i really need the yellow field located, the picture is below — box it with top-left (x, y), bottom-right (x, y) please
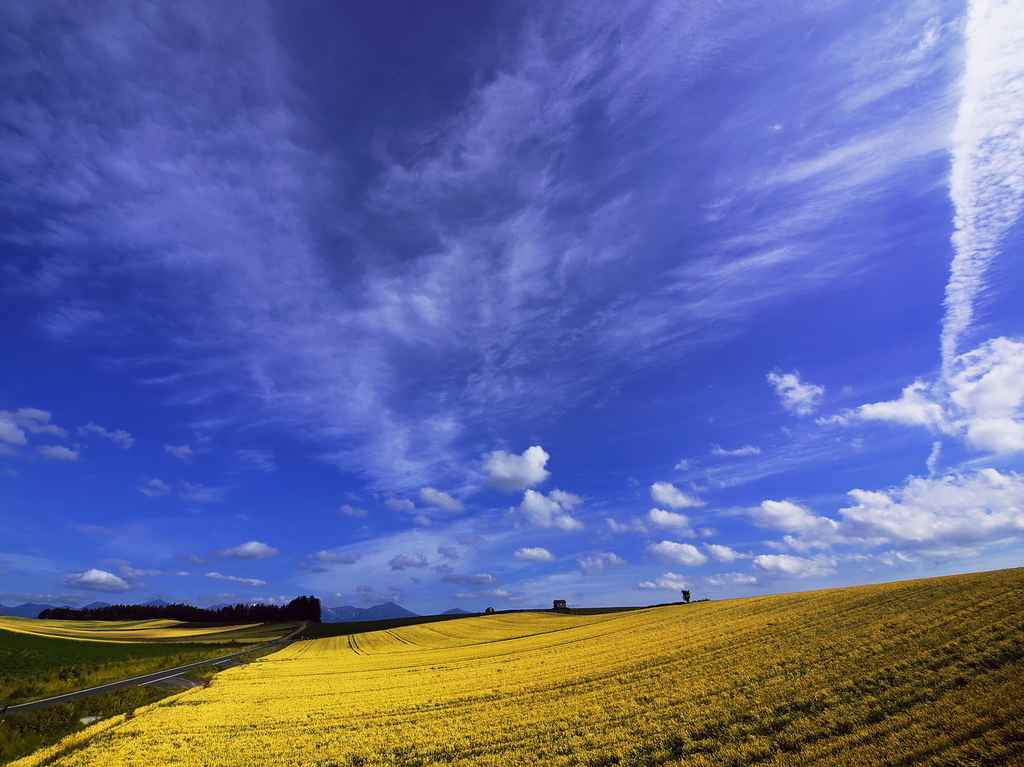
top-left (13, 568), bottom-right (1024, 766)
top-left (0, 617), bottom-right (295, 644)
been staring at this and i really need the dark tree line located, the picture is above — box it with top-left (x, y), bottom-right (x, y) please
top-left (39, 595), bottom-right (321, 623)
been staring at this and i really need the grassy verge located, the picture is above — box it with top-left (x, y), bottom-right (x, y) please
top-left (0, 643), bottom-right (280, 766)
top-left (0, 629), bottom-right (260, 705)
top-left (0, 685), bottom-right (178, 765)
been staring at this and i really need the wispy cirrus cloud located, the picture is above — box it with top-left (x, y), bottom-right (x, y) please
top-left (0, 1), bottom-right (962, 496)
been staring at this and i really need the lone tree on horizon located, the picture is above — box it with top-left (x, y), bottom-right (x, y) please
top-left (681, 589), bottom-right (691, 604)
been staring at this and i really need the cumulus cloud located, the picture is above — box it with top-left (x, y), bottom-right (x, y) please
top-left (704, 572), bottom-right (758, 586)
top-left (180, 481), bottom-right (228, 503)
top-left (164, 443), bottom-right (193, 463)
top-left (748, 500), bottom-right (840, 535)
top-left (648, 540), bottom-right (709, 566)
top-left (711, 444), bottom-right (761, 456)
top-left (767, 370), bottom-right (825, 415)
top-left (441, 572), bottom-right (499, 585)
top-left (205, 572), bottom-right (268, 587)
top-left (79, 423), bottom-right (133, 448)
top-left (514, 547), bottom-right (556, 562)
top-left (341, 504), bottom-right (368, 517)
top-left (176, 554), bottom-right (211, 566)
top-left (120, 567), bottom-right (164, 580)
top-left (483, 446), bottom-right (551, 490)
top-left (650, 482), bottom-right (704, 509)
top-left (646, 508), bottom-right (695, 535)
top-left (38, 445), bottom-right (79, 461)
top-left (606, 517), bottom-right (648, 533)
top-left (752, 554), bottom-right (836, 578)
top-left (419, 487), bottom-right (466, 512)
top-left (60, 569), bottom-right (133, 593)
top-left (137, 477), bottom-right (171, 498)
top-left (437, 546), bottom-right (459, 560)
top-left (385, 496), bottom-right (415, 512)
top-left (0, 409), bottom-right (68, 445)
top-left (828, 339), bottom-right (1024, 455)
top-left (752, 469), bottom-right (1024, 558)
top-left (577, 551), bottom-right (626, 574)
top-left (514, 489), bottom-right (584, 531)
top-left (704, 544), bottom-right (750, 563)
top-left (637, 572), bottom-right (691, 591)
top-left (388, 553), bottom-right (428, 571)
top-left (215, 541), bottom-right (279, 560)
top-left (308, 550), bottom-right (341, 563)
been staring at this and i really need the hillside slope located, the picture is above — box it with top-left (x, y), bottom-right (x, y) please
top-left (13, 568), bottom-right (1024, 766)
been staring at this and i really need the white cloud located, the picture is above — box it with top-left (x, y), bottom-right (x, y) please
top-left (577, 551), bottom-right (626, 574)
top-left (753, 468), bottom-right (1024, 560)
top-left (704, 544), bottom-right (750, 563)
top-left (215, 541), bottom-right (279, 560)
top-left (514, 547), bottom-right (556, 562)
top-left (752, 553), bottom-right (836, 578)
top-left (483, 446), bottom-right (551, 490)
top-left (385, 496), bottom-right (415, 512)
top-left (646, 508), bottom-right (695, 535)
top-left (767, 370), bottom-right (825, 415)
top-left (673, 459), bottom-right (690, 470)
top-left (120, 567), bottom-right (163, 580)
top-left (0, 409), bottom-right (68, 444)
top-left (164, 443), bottom-right (194, 462)
top-left (180, 481), bottom-right (228, 503)
top-left (413, 515), bottom-right (434, 526)
top-left (941, 0), bottom-right (1024, 371)
top-left (837, 469), bottom-right (1024, 549)
top-left (79, 423), bottom-right (133, 448)
top-left (648, 540), bottom-right (708, 566)
top-left (834, 338), bottom-right (1024, 455)
top-left (341, 504), bottom-right (368, 517)
top-left (483, 589), bottom-right (515, 599)
top-left (308, 550), bottom-right (341, 563)
top-left (60, 569), bottom-right (133, 593)
top-left (341, 553), bottom-right (361, 564)
top-left (748, 499), bottom-right (840, 535)
top-left (419, 487), bottom-right (466, 512)
top-left (637, 572), bottom-right (691, 591)
top-left (38, 445), bottom-right (80, 461)
top-left (711, 444), bottom-right (761, 456)
top-left (650, 481), bottom-right (704, 509)
top-left (452, 593), bottom-right (480, 601)
top-left (137, 479), bottom-right (171, 497)
top-left (705, 572), bottom-right (758, 586)
top-left (441, 572), bottom-right (499, 585)
top-left (235, 448), bottom-right (274, 472)
top-left (388, 553), bottom-right (428, 571)
top-left (514, 489), bottom-right (584, 531)
top-left (606, 516), bottom-right (648, 533)
top-left (437, 546), bottom-right (459, 560)
top-left (205, 572), bottom-right (267, 587)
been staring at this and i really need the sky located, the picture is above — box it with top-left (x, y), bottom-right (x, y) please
top-left (1, 0), bottom-right (1022, 614)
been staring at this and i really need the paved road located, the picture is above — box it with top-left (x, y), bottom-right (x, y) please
top-left (2, 622), bottom-right (306, 714)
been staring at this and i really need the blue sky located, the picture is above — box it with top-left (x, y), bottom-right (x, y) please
top-left (2, 0), bottom-right (1022, 614)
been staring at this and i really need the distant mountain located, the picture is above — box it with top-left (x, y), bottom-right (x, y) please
top-left (441, 607), bottom-right (475, 615)
top-left (83, 601), bottom-right (112, 610)
top-left (144, 599), bottom-right (171, 607)
top-left (323, 602), bottom-right (419, 623)
top-left (0, 602), bottom-right (70, 619)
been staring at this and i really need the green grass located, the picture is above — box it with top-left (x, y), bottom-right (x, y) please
top-left (0, 685), bottom-right (178, 766)
top-left (0, 630), bottom-right (251, 705)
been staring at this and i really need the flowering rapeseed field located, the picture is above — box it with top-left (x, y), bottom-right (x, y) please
top-left (13, 568), bottom-right (1024, 766)
top-left (0, 617), bottom-right (291, 644)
